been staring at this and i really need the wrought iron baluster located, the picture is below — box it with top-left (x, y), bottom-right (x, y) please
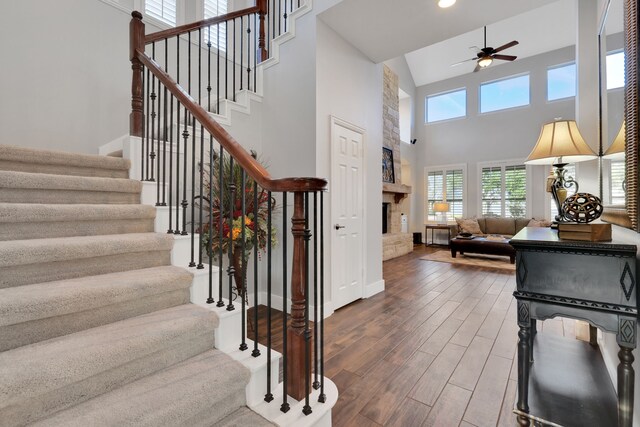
top-left (145, 66), bottom-right (150, 181)
top-left (196, 28), bottom-right (204, 269)
top-left (240, 170), bottom-right (248, 350)
top-left (313, 191), bottom-right (319, 390)
top-left (207, 140), bottom-right (215, 305)
top-left (155, 72), bottom-right (161, 202)
top-left (264, 191), bottom-right (274, 402)
top-left (319, 191), bottom-right (326, 403)
top-left (218, 146), bottom-right (226, 307)
top-left (227, 156), bottom-right (236, 312)
top-left (181, 32), bottom-right (192, 237)
top-left (161, 39), bottom-right (168, 207)
top-left (247, 16), bottom-right (252, 92)
top-left (252, 180), bottom-right (260, 357)
top-left (175, 36), bottom-right (182, 234)
top-left (233, 18), bottom-right (237, 102)
top-left (281, 191), bottom-right (290, 413)
top-left (150, 42), bottom-right (157, 183)
top-left (302, 192), bottom-right (312, 416)
top-left (240, 16), bottom-right (244, 91)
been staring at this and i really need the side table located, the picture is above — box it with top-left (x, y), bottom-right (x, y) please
top-left (424, 224), bottom-right (452, 246)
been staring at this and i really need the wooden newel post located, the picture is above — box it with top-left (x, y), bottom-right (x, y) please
top-left (287, 192), bottom-right (311, 400)
top-left (257, 0), bottom-right (268, 62)
top-left (130, 11), bottom-right (145, 137)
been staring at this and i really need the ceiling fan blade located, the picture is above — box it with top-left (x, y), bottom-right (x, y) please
top-left (473, 63), bottom-right (481, 73)
top-left (493, 40), bottom-right (519, 53)
top-left (451, 58), bottom-right (477, 67)
top-left (493, 54), bottom-right (517, 61)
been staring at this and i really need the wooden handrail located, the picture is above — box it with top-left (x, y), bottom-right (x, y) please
top-left (135, 50), bottom-right (327, 193)
top-left (145, 6), bottom-right (260, 44)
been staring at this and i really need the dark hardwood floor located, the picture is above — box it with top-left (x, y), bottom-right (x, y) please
top-left (251, 244), bottom-right (579, 426)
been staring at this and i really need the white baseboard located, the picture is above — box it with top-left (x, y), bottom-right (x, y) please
top-left (364, 279), bottom-right (385, 298)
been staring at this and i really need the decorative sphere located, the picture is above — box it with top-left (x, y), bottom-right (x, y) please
top-left (562, 193), bottom-right (603, 223)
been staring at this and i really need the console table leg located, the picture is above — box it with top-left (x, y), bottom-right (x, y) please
top-left (517, 324), bottom-right (531, 426)
top-left (529, 319), bottom-right (536, 363)
top-left (618, 347), bottom-right (635, 427)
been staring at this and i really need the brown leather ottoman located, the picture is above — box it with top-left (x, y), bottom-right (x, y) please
top-left (450, 236), bottom-right (516, 264)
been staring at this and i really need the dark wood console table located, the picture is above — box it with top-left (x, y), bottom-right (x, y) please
top-left (510, 227), bottom-right (638, 427)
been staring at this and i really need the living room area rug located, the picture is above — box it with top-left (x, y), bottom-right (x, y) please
top-left (421, 250), bottom-right (516, 271)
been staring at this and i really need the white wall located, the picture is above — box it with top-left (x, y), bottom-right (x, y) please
top-left (0, 0), bottom-right (153, 154)
top-left (316, 18), bottom-right (384, 300)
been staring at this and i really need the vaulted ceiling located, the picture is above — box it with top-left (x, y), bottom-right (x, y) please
top-left (319, 0), bottom-right (623, 87)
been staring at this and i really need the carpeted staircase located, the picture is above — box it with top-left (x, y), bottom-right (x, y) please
top-left (0, 144), bottom-right (273, 426)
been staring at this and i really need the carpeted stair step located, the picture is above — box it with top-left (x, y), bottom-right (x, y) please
top-left (0, 266), bottom-right (193, 351)
top-left (29, 350), bottom-right (258, 427)
top-left (0, 304), bottom-right (218, 426)
top-left (213, 407), bottom-right (276, 427)
top-left (0, 171), bottom-right (141, 204)
top-left (0, 144), bottom-right (130, 178)
top-left (0, 233), bottom-right (173, 288)
top-left (0, 203), bottom-right (156, 241)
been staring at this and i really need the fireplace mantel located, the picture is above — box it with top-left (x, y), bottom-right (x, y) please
top-left (383, 183), bottom-right (412, 203)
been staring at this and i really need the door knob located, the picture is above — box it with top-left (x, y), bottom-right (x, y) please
top-left (335, 224), bottom-right (345, 230)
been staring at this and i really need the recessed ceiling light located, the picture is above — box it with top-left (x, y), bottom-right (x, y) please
top-left (438, 0), bottom-right (456, 8)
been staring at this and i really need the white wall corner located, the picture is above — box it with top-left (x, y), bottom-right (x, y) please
top-left (363, 279), bottom-right (385, 298)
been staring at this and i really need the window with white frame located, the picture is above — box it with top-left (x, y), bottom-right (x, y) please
top-left (145, 0), bottom-right (177, 26)
top-left (480, 74), bottom-right (530, 113)
top-left (549, 164), bottom-right (576, 220)
top-left (425, 165), bottom-right (466, 221)
top-left (607, 51), bottom-right (625, 90)
top-left (480, 163), bottom-right (528, 218)
top-left (610, 160), bottom-right (625, 205)
top-left (204, 0), bottom-right (228, 52)
top-left (547, 63), bottom-right (576, 101)
top-left (425, 88), bottom-right (466, 123)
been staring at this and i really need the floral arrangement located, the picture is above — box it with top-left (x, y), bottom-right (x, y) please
top-left (199, 150), bottom-right (277, 297)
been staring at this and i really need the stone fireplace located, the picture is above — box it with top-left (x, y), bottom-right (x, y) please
top-left (382, 65), bottom-right (412, 261)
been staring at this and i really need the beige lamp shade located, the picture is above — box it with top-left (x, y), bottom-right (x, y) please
top-left (525, 120), bottom-right (598, 165)
top-left (603, 121), bottom-right (625, 160)
top-left (433, 202), bottom-right (450, 212)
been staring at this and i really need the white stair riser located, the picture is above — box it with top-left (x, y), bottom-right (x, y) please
top-left (171, 234), bottom-right (199, 268)
top-left (225, 339), bottom-right (282, 407)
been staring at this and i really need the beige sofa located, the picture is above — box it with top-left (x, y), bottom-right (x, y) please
top-left (469, 217), bottom-right (532, 238)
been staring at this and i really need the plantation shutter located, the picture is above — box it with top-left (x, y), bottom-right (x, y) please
top-left (426, 171), bottom-right (444, 221)
top-left (204, 0), bottom-right (228, 52)
top-left (481, 166), bottom-right (502, 217)
top-left (446, 169), bottom-right (464, 218)
top-left (504, 165), bottom-right (527, 218)
top-left (146, 0), bottom-right (177, 26)
top-left (611, 160), bottom-right (626, 205)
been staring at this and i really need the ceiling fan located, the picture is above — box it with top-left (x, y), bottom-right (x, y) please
top-left (452, 26), bottom-right (519, 72)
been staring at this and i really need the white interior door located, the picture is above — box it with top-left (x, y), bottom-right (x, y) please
top-left (331, 117), bottom-right (364, 310)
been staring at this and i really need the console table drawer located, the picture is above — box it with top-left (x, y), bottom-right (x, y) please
top-left (516, 249), bottom-right (636, 308)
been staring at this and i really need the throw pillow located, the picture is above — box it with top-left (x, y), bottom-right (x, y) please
top-left (456, 217), bottom-right (482, 235)
top-left (527, 218), bottom-right (552, 228)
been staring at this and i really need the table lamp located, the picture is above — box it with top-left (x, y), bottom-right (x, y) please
top-left (525, 120), bottom-right (598, 222)
top-left (603, 121), bottom-right (625, 160)
top-left (603, 121), bottom-right (626, 194)
top-left (433, 202), bottom-right (450, 225)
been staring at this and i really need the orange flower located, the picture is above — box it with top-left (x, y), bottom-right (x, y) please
top-left (231, 227), bottom-right (241, 240)
top-left (245, 216), bottom-right (253, 226)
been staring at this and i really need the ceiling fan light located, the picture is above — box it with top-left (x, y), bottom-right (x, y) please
top-left (478, 57), bottom-right (493, 67)
top-left (437, 0), bottom-right (456, 8)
